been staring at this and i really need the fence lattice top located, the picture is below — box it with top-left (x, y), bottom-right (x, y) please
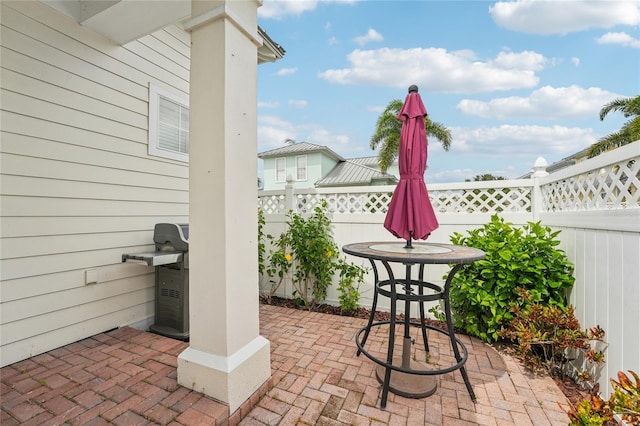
top-left (258, 185), bottom-right (533, 215)
top-left (259, 142), bottom-right (639, 215)
top-left (541, 158), bottom-right (639, 211)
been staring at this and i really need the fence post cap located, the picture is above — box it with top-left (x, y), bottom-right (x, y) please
top-left (532, 157), bottom-right (549, 177)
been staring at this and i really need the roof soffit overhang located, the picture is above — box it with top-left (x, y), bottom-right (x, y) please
top-left (41, 0), bottom-right (284, 63)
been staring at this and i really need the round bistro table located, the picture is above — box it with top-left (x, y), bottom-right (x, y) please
top-left (342, 241), bottom-right (485, 409)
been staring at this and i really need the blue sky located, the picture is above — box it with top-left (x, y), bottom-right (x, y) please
top-left (256, 0), bottom-right (639, 183)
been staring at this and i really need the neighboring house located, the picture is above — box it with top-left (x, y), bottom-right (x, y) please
top-left (258, 142), bottom-right (398, 190)
top-left (0, 0), bottom-right (283, 378)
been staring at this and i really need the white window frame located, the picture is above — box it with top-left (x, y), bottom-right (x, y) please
top-left (296, 155), bottom-right (307, 181)
top-left (275, 158), bottom-right (286, 182)
top-left (148, 83), bottom-right (189, 162)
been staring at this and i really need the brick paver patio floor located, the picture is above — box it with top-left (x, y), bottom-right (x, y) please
top-left (1, 304), bottom-right (571, 425)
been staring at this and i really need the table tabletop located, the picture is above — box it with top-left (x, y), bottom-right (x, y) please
top-left (342, 241), bottom-right (485, 265)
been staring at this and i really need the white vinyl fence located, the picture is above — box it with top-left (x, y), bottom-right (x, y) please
top-left (259, 141), bottom-right (639, 398)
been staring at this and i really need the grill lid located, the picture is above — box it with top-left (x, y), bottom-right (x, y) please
top-left (154, 223), bottom-right (188, 252)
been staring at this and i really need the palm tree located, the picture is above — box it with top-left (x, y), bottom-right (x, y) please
top-left (370, 99), bottom-right (452, 173)
top-left (587, 95), bottom-right (640, 158)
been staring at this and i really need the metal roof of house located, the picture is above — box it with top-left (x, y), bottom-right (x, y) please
top-left (315, 160), bottom-right (397, 187)
top-left (347, 156), bottom-right (380, 167)
top-left (257, 142), bottom-right (344, 161)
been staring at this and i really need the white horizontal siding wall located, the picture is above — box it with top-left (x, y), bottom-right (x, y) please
top-left (0, 2), bottom-right (190, 367)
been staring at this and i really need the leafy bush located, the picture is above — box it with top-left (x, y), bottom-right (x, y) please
top-left (444, 214), bottom-right (575, 342)
top-left (286, 202), bottom-right (338, 305)
top-left (501, 288), bottom-right (607, 387)
top-left (501, 289), bottom-right (588, 374)
top-left (258, 208), bottom-right (292, 298)
top-left (258, 202), bottom-right (366, 312)
top-left (565, 370), bottom-right (640, 425)
top-left (609, 370), bottom-right (640, 424)
top-left (336, 260), bottom-right (365, 315)
top-left (565, 396), bottom-right (613, 426)
top-left (258, 208), bottom-right (267, 276)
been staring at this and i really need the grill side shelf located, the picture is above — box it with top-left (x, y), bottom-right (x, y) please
top-left (122, 252), bottom-right (184, 267)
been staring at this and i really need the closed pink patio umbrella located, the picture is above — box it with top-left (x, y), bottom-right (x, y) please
top-left (383, 85), bottom-right (438, 248)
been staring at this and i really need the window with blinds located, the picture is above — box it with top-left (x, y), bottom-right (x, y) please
top-left (149, 83), bottom-right (189, 162)
top-left (159, 97), bottom-right (189, 154)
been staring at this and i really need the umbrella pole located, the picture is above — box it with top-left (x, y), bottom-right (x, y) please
top-left (402, 263), bottom-right (412, 369)
top-left (404, 233), bottom-right (413, 249)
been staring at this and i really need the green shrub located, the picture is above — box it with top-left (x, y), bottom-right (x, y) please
top-left (258, 208), bottom-right (292, 299)
top-left (565, 370), bottom-right (640, 425)
top-left (501, 288), bottom-right (602, 379)
top-left (258, 202), bottom-right (366, 312)
top-left (565, 396), bottom-right (612, 426)
top-left (336, 260), bottom-right (365, 315)
top-left (258, 208), bottom-right (267, 277)
top-left (609, 370), bottom-right (640, 424)
top-left (444, 214), bottom-right (575, 342)
top-left (285, 202), bottom-right (338, 306)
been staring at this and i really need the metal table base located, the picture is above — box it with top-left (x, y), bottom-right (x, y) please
top-left (343, 242), bottom-right (485, 409)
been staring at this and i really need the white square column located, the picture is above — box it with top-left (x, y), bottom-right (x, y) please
top-left (177, 0), bottom-right (270, 413)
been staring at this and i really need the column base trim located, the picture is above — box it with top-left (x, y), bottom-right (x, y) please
top-left (177, 336), bottom-right (271, 412)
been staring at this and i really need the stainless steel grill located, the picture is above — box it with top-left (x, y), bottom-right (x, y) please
top-left (122, 223), bottom-right (189, 340)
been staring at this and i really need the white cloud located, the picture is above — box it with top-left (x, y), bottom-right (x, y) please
top-left (327, 36), bottom-right (339, 46)
top-left (596, 32), bottom-right (640, 48)
top-left (257, 114), bottom-right (352, 154)
top-left (456, 85), bottom-right (623, 119)
top-left (491, 50), bottom-right (546, 70)
top-left (354, 28), bottom-right (384, 46)
top-left (426, 164), bottom-right (533, 183)
top-left (258, 1), bottom-right (320, 19)
top-left (571, 57), bottom-right (580, 67)
top-left (318, 47), bottom-right (546, 93)
top-left (288, 99), bottom-right (308, 108)
top-left (306, 128), bottom-right (350, 148)
top-left (449, 125), bottom-right (598, 157)
top-left (258, 101), bottom-right (280, 109)
top-left (275, 67), bottom-right (298, 76)
top-left (426, 168), bottom-right (476, 183)
top-left (489, 0), bottom-right (640, 35)
top-left (259, 0), bottom-right (358, 19)
top-left (425, 166), bottom-right (520, 183)
top-left (258, 115), bottom-right (300, 151)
